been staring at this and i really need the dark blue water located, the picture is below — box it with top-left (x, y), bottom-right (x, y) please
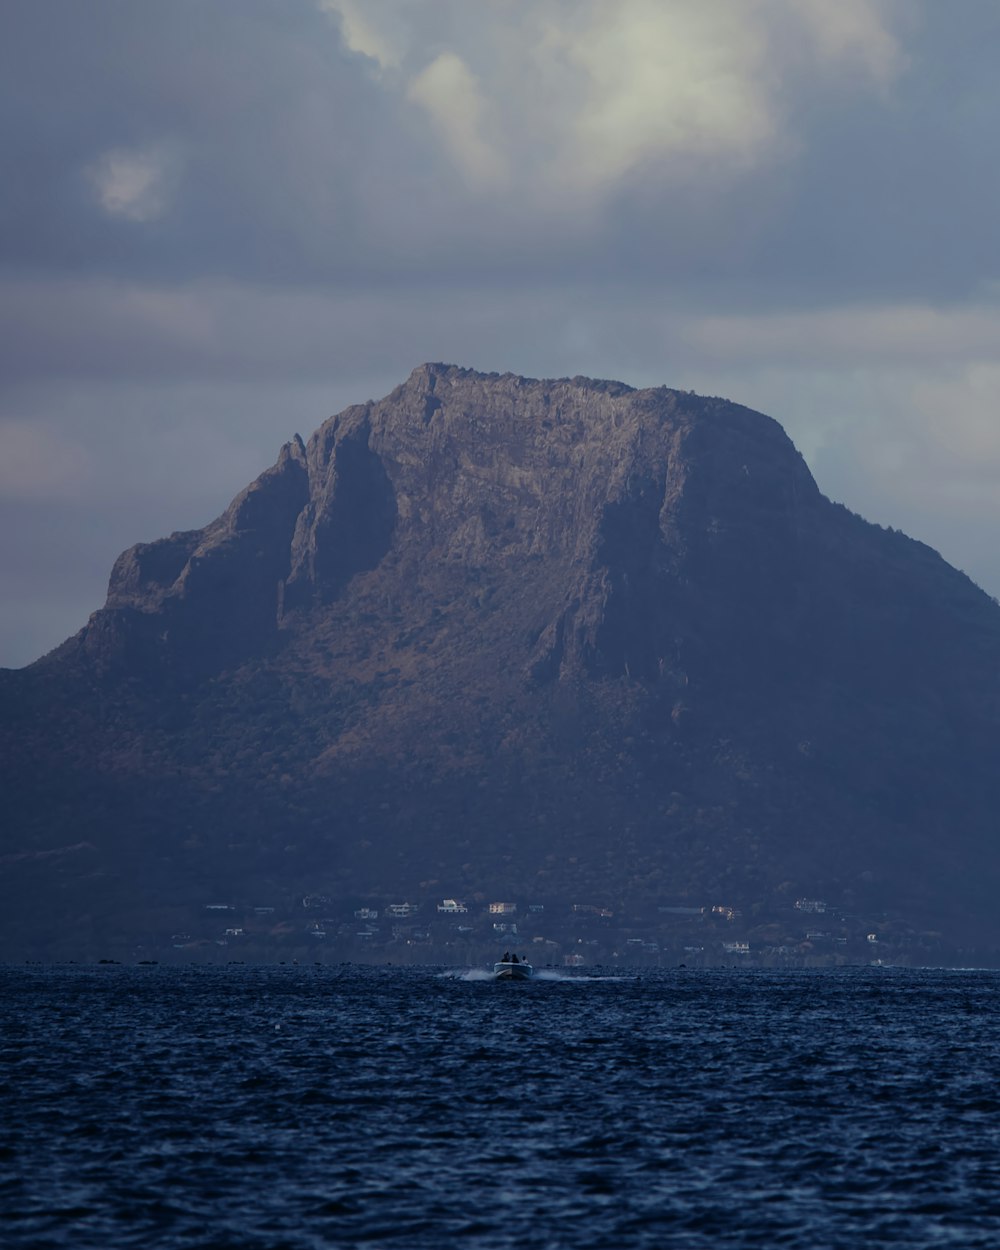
top-left (4, 965), bottom-right (1000, 1248)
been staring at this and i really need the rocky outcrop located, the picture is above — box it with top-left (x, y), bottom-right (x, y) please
top-left (74, 364), bottom-right (829, 685)
top-left (82, 434), bottom-right (310, 675)
top-left (284, 410), bottom-right (397, 610)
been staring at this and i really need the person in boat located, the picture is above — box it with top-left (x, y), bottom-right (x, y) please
top-left (511, 953), bottom-right (519, 963)
top-left (502, 951), bottom-right (510, 962)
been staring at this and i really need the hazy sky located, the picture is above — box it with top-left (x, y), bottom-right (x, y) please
top-left (3, 0), bottom-right (1000, 668)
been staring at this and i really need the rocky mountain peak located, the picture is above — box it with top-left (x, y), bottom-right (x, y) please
top-left (76, 365), bottom-right (824, 685)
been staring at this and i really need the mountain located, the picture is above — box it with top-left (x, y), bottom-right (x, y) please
top-left (3, 364), bottom-right (1000, 962)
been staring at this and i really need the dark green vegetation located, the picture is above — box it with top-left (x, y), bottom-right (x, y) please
top-left (3, 365), bottom-right (1000, 961)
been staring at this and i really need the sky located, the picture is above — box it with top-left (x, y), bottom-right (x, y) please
top-left (3, 0), bottom-right (1000, 668)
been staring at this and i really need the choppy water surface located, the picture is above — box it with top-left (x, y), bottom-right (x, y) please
top-left (4, 965), bottom-right (1000, 1248)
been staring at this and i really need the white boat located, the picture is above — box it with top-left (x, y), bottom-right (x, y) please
top-left (493, 958), bottom-right (532, 981)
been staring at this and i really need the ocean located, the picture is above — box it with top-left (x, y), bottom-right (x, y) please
top-left (3, 964), bottom-right (1000, 1248)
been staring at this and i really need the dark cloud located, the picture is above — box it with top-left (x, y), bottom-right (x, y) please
top-left (0, 0), bottom-right (393, 281)
top-left (4, 0), bottom-right (996, 299)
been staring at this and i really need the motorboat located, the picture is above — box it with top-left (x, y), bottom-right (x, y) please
top-left (493, 957), bottom-right (533, 981)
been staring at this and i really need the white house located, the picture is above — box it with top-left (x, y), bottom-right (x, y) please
top-left (437, 899), bottom-right (468, 914)
top-left (386, 903), bottom-right (417, 918)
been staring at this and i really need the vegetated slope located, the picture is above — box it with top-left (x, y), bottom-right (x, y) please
top-left (2, 364), bottom-right (1000, 955)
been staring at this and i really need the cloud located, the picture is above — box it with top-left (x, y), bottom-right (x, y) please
top-left (0, 0), bottom-right (971, 300)
top-left (0, 420), bottom-right (94, 500)
top-left (546, 0), bottom-right (903, 192)
top-left (88, 143), bottom-right (180, 222)
top-left (321, 0), bottom-right (903, 204)
top-left (794, 0), bottom-right (905, 88)
top-left (407, 53), bottom-right (507, 189)
top-left (909, 365), bottom-right (1000, 480)
top-left (866, 363), bottom-right (1000, 521)
top-left (543, 1), bottom-right (779, 188)
top-left (683, 301), bottom-right (1000, 368)
top-left (319, 0), bottom-right (406, 72)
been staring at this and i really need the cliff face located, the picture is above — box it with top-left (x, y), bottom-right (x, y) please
top-left (77, 365), bottom-right (824, 685)
top-left (4, 364), bottom-right (1000, 955)
top-left (85, 434), bottom-right (311, 676)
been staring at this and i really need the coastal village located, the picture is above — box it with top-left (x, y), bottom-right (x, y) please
top-left (143, 891), bottom-right (967, 968)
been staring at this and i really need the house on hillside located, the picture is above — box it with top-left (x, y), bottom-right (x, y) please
top-left (386, 903), bottom-right (417, 918)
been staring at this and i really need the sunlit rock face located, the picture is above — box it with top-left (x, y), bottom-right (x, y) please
top-left (4, 364), bottom-right (1000, 954)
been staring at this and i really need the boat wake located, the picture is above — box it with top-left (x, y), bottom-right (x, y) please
top-left (440, 968), bottom-right (633, 983)
top-left (533, 970), bottom-right (633, 982)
